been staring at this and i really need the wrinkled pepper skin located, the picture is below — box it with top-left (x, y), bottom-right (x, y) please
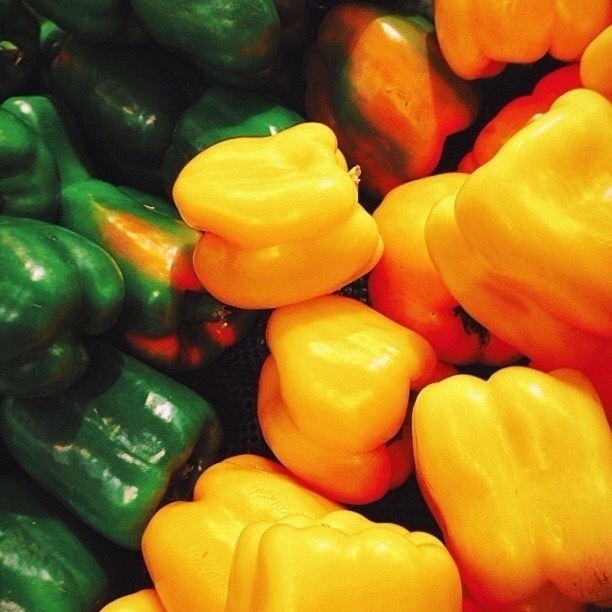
top-left (173, 122), bottom-right (383, 309)
top-left (0, 475), bottom-right (117, 611)
top-left (368, 173), bottom-right (522, 367)
top-left (258, 294), bottom-right (437, 504)
top-left (49, 36), bottom-right (206, 193)
top-left (0, 105), bottom-right (60, 219)
top-left (225, 509), bottom-right (462, 612)
top-left (580, 25), bottom-right (612, 99)
top-left (0, 340), bottom-right (222, 549)
top-left (0, 0), bottom-right (40, 100)
top-left (303, 2), bottom-right (481, 201)
top-left (101, 588), bottom-right (166, 612)
top-left (0, 216), bottom-right (124, 397)
top-left (412, 366), bottom-right (612, 608)
top-left (424, 89), bottom-right (612, 421)
top-left (434, 0), bottom-right (612, 80)
top-left (23, 0), bottom-right (130, 42)
top-left (458, 63), bottom-right (583, 172)
top-left (162, 83), bottom-right (303, 192)
top-left (142, 454), bottom-right (341, 612)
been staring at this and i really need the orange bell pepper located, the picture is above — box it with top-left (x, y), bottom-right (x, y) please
top-left (224, 509), bottom-right (463, 611)
top-left (580, 25), bottom-right (612, 99)
top-left (141, 454), bottom-right (341, 612)
top-left (257, 294), bottom-right (437, 504)
top-left (172, 122), bottom-right (382, 309)
top-left (424, 88), bottom-right (612, 422)
top-left (368, 173), bottom-right (521, 366)
top-left (302, 1), bottom-right (481, 200)
top-left (458, 63), bottom-right (583, 172)
top-left (100, 589), bottom-right (166, 612)
top-left (412, 366), bottom-right (612, 609)
top-left (434, 0), bottom-right (612, 79)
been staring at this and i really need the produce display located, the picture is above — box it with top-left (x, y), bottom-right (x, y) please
top-left (1, 1), bottom-right (611, 610)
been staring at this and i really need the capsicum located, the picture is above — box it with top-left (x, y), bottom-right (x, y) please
top-left (4, 93), bottom-right (257, 371)
top-left (412, 366), bottom-right (612, 608)
top-left (368, 173), bottom-right (521, 366)
top-left (224, 509), bottom-right (462, 611)
top-left (173, 121), bottom-right (383, 309)
top-left (0, 475), bottom-right (117, 611)
top-left (424, 88), bottom-right (612, 422)
top-left (257, 294), bottom-right (437, 504)
top-left (141, 453), bottom-right (342, 612)
top-left (580, 25), bottom-right (612, 99)
top-left (0, 339), bottom-right (222, 549)
top-left (162, 83), bottom-right (303, 192)
top-left (433, 0), bottom-right (612, 79)
top-left (0, 215), bottom-right (124, 397)
top-left (303, 1), bottom-right (481, 200)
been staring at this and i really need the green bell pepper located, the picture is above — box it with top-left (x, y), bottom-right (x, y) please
top-left (0, 105), bottom-right (60, 219)
top-left (162, 83), bottom-right (304, 191)
top-left (4, 93), bottom-right (258, 371)
top-left (0, 339), bottom-right (222, 549)
top-left (48, 35), bottom-right (206, 194)
top-left (129, 0), bottom-right (282, 87)
top-left (23, 0), bottom-right (130, 42)
top-left (0, 215), bottom-right (124, 397)
top-left (0, 0), bottom-right (39, 101)
top-left (0, 475), bottom-right (117, 611)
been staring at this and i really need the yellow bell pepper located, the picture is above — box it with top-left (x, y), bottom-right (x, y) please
top-left (412, 365), bottom-right (612, 609)
top-left (100, 589), bottom-right (166, 612)
top-left (424, 88), bottom-right (612, 422)
top-left (172, 122), bottom-right (383, 309)
top-left (223, 509), bottom-right (462, 612)
top-left (257, 294), bottom-right (437, 504)
top-left (141, 454), bottom-right (341, 612)
top-left (434, 0), bottom-right (612, 79)
top-left (580, 25), bottom-right (612, 99)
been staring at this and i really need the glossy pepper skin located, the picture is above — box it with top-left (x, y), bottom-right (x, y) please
top-left (434, 0), bottom-right (612, 80)
top-left (303, 2), bottom-right (481, 201)
top-left (5, 93), bottom-right (257, 372)
top-left (368, 173), bottom-right (522, 367)
top-left (225, 509), bottom-right (462, 612)
top-left (0, 0), bottom-right (40, 100)
top-left (424, 88), bottom-right (612, 422)
top-left (0, 216), bottom-right (124, 397)
top-left (0, 105), bottom-right (60, 219)
top-left (0, 475), bottom-right (116, 611)
top-left (580, 25), bottom-right (612, 99)
top-left (0, 339), bottom-right (222, 549)
top-left (49, 36), bottom-right (206, 194)
top-left (142, 454), bottom-right (341, 612)
top-left (173, 122), bottom-right (383, 309)
top-left (162, 83), bottom-right (303, 192)
top-left (412, 366), bottom-right (612, 608)
top-left (258, 294), bottom-right (437, 504)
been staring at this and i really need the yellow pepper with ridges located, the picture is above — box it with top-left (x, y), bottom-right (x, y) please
top-left (424, 88), bottom-right (612, 422)
top-left (412, 366), bottom-right (612, 609)
top-left (224, 509), bottom-right (462, 612)
top-left (172, 122), bottom-right (383, 309)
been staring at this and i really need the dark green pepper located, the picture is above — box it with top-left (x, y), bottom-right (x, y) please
top-left (48, 36), bottom-right (206, 193)
top-left (0, 215), bottom-right (124, 397)
top-left (162, 83), bottom-right (304, 191)
top-left (23, 0), bottom-right (130, 42)
top-left (0, 105), bottom-right (60, 219)
top-left (4, 93), bottom-right (259, 372)
top-left (0, 0), bottom-right (40, 100)
top-left (0, 339), bottom-right (222, 549)
top-left (0, 475), bottom-right (118, 611)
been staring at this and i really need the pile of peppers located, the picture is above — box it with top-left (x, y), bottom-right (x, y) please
top-left (1, 1), bottom-right (611, 610)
